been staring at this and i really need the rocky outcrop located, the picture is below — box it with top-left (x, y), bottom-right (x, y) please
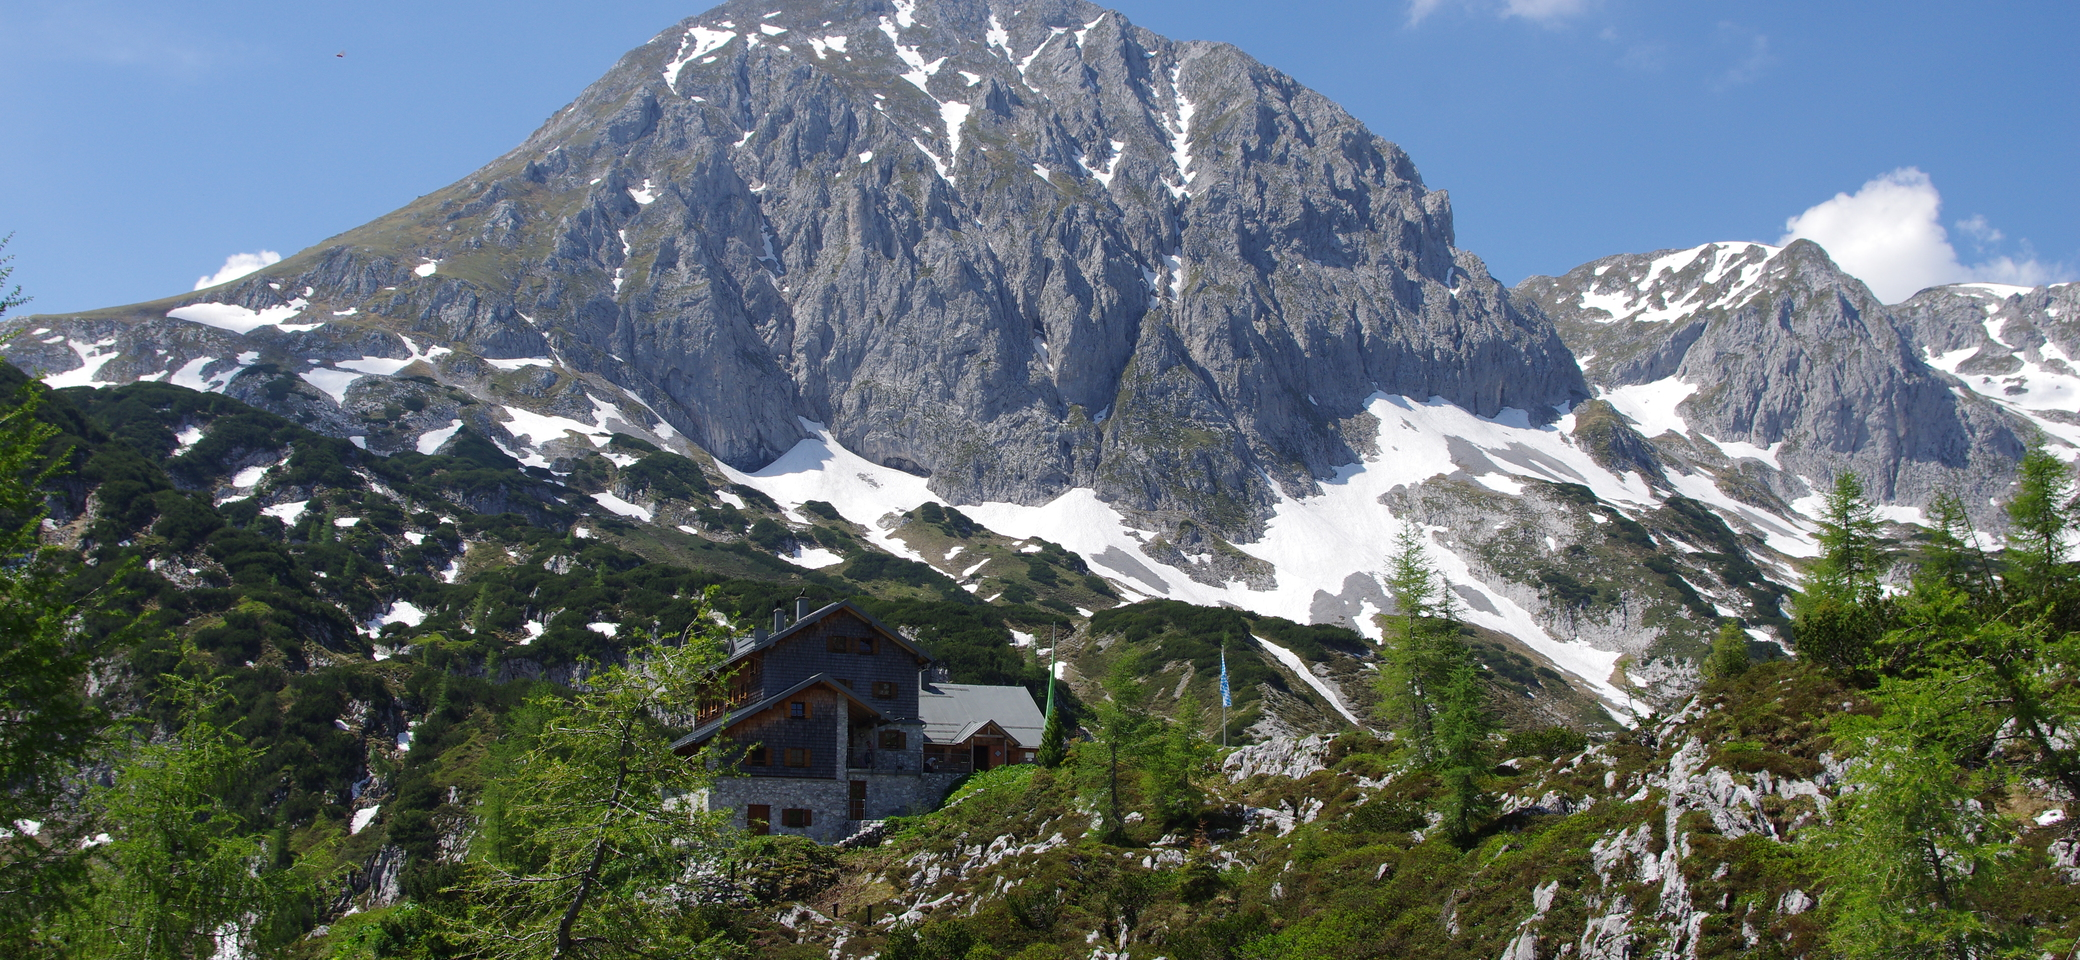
top-left (7, 0), bottom-right (1585, 542)
top-left (1892, 281), bottom-right (2080, 451)
top-left (1521, 240), bottom-right (2034, 518)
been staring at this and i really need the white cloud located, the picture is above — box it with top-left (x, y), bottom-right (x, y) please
top-left (1407, 0), bottom-right (1587, 25)
top-left (1502, 0), bottom-right (1587, 22)
top-left (1406, 0), bottom-right (1450, 24)
top-left (1709, 24), bottom-right (1772, 90)
top-left (1969, 255), bottom-right (2060, 289)
top-left (1779, 168), bottom-right (2067, 303)
top-left (194, 250), bottom-right (280, 290)
top-left (1954, 214), bottom-right (2003, 245)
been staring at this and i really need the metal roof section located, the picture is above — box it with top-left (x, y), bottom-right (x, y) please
top-left (670, 671), bottom-right (907, 755)
top-left (717, 600), bottom-right (934, 668)
top-left (919, 682), bottom-right (1046, 748)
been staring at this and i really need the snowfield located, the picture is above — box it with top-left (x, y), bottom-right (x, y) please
top-left (713, 393), bottom-right (1775, 717)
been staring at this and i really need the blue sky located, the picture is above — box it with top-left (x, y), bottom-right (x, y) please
top-left (1, 0), bottom-right (2072, 314)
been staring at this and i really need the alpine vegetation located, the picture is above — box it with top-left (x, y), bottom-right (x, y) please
top-left (2, 0), bottom-right (2079, 956)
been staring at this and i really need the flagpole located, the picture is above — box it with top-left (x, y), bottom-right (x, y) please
top-left (1220, 636), bottom-right (1229, 749)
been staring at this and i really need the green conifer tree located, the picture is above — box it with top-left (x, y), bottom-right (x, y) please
top-left (1794, 471), bottom-right (1889, 672)
top-left (1916, 491), bottom-right (1992, 597)
top-left (2005, 440), bottom-right (2078, 611)
top-left (1036, 700), bottom-right (1068, 770)
top-left (1037, 641), bottom-right (1068, 768)
top-left (1704, 620), bottom-right (1751, 682)
top-left (69, 655), bottom-right (314, 960)
top-left (447, 591), bottom-right (737, 959)
top-left (1430, 656), bottom-right (1494, 845)
top-left (1077, 656), bottom-right (1157, 840)
top-left (1379, 526), bottom-right (1439, 756)
top-left (1807, 711), bottom-right (2018, 959)
top-left (1376, 525), bottom-right (1465, 762)
top-left (0, 249), bottom-right (121, 948)
top-left (1141, 694), bottom-right (1213, 828)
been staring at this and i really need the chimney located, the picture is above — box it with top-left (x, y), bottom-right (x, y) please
top-left (772, 608), bottom-right (787, 632)
top-left (796, 597), bottom-right (811, 622)
top-left (751, 627), bottom-right (767, 647)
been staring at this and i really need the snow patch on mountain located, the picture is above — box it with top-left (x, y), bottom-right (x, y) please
top-left (1572, 242), bottom-right (1779, 324)
top-left (721, 402), bottom-right (1668, 715)
top-left (43, 337), bottom-right (124, 389)
top-left (665, 25), bottom-right (736, 91)
top-left (168, 300), bottom-right (319, 335)
top-left (1256, 634), bottom-right (1363, 727)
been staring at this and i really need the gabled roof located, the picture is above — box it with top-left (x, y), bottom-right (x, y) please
top-left (717, 600), bottom-right (933, 669)
top-left (670, 672), bottom-right (906, 756)
top-left (919, 682), bottom-right (1046, 748)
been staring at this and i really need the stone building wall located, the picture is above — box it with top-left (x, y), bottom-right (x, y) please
top-left (700, 771), bottom-right (969, 844)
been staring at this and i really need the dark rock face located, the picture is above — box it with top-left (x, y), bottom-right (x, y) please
top-left (1520, 240), bottom-right (2032, 516)
top-left (12, 0), bottom-right (1585, 540)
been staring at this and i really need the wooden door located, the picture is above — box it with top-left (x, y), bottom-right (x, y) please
top-left (849, 780), bottom-right (866, 820)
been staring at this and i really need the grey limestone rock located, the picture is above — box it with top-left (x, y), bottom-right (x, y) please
top-left (1892, 281), bottom-right (2080, 440)
top-left (1521, 240), bottom-right (2034, 520)
top-left (7, 0), bottom-right (1586, 543)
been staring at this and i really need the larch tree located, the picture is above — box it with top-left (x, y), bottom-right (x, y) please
top-left (0, 238), bottom-right (121, 949)
top-left (69, 651), bottom-right (314, 960)
top-left (1376, 523), bottom-right (1463, 763)
top-left (1793, 471), bottom-right (1890, 673)
top-left (448, 591), bottom-right (738, 960)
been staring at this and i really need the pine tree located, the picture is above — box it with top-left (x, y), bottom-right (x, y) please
top-left (1703, 620), bottom-right (1751, 682)
top-left (1036, 701), bottom-right (1068, 769)
top-left (1078, 656), bottom-right (1158, 840)
top-left (1036, 638), bottom-right (1068, 768)
top-left (447, 591), bottom-right (737, 960)
top-left (1915, 491), bottom-right (1992, 598)
top-left (1806, 703), bottom-right (2018, 959)
top-left (1141, 694), bottom-right (1213, 829)
top-left (1812, 471), bottom-right (1886, 594)
top-left (1809, 455), bottom-right (2080, 954)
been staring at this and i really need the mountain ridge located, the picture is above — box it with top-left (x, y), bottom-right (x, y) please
top-left (4, 0), bottom-right (2071, 716)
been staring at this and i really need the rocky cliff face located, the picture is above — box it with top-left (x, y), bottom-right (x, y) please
top-left (8, 0), bottom-right (1583, 544)
top-left (1519, 241), bottom-right (2034, 520)
top-left (1893, 280), bottom-right (2080, 451)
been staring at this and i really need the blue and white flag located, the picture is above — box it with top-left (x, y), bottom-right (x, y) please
top-left (1219, 648), bottom-right (1232, 709)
